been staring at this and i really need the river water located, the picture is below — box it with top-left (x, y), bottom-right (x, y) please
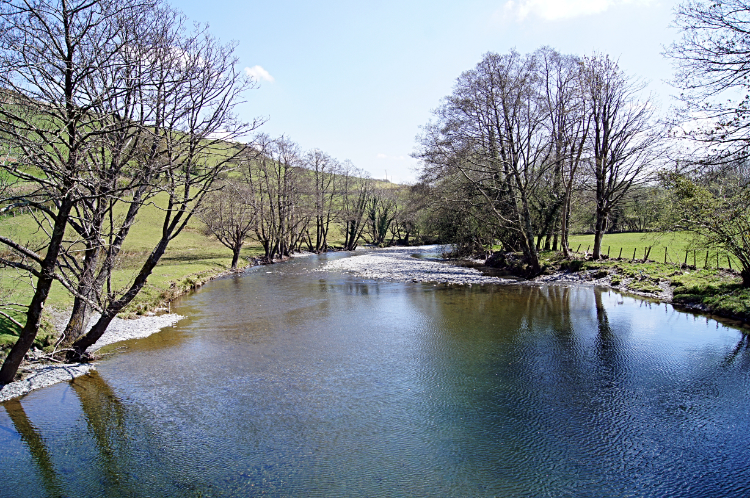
top-left (2, 252), bottom-right (750, 497)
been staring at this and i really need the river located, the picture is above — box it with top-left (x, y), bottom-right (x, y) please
top-left (2, 252), bottom-right (750, 497)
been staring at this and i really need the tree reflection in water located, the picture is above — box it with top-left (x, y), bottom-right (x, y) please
top-left (4, 371), bottom-right (134, 497)
top-left (70, 371), bottom-right (133, 494)
top-left (4, 399), bottom-right (64, 498)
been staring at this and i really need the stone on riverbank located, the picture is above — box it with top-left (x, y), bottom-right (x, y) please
top-left (0, 313), bottom-right (184, 402)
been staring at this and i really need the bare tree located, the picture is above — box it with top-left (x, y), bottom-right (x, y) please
top-left (0, 0), bottom-right (159, 383)
top-left (198, 180), bottom-right (257, 270)
top-left (366, 187), bottom-right (398, 246)
top-left (303, 149), bottom-right (339, 252)
top-left (389, 184), bottom-right (424, 245)
top-left (244, 135), bottom-right (305, 261)
top-left (338, 161), bottom-right (373, 251)
top-left (536, 48), bottom-right (591, 256)
top-left (68, 21), bottom-right (257, 358)
top-left (57, 3), bottom-right (185, 347)
top-left (417, 50), bottom-right (553, 274)
top-left (582, 55), bottom-right (660, 259)
top-left (668, 0), bottom-right (750, 153)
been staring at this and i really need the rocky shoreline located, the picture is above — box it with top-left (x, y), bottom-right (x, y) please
top-left (321, 245), bottom-right (514, 285)
top-left (322, 246), bottom-right (746, 324)
top-left (0, 313), bottom-right (184, 402)
top-left (322, 245), bottom-right (674, 299)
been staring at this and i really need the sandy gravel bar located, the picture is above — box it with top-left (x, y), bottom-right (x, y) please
top-left (87, 313), bottom-right (184, 352)
top-left (0, 363), bottom-right (95, 402)
top-left (0, 313), bottom-right (184, 402)
top-left (321, 246), bottom-right (511, 285)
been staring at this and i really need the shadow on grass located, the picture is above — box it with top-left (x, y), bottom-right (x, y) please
top-left (0, 314), bottom-right (21, 346)
top-left (160, 253), bottom-right (227, 263)
top-left (0, 312), bottom-right (59, 350)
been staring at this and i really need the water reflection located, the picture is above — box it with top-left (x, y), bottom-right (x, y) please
top-left (722, 334), bottom-right (750, 368)
top-left (2, 255), bottom-right (750, 497)
top-left (4, 400), bottom-right (64, 498)
top-left (70, 372), bottom-right (133, 495)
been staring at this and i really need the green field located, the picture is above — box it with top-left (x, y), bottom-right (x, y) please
top-left (567, 232), bottom-right (740, 270)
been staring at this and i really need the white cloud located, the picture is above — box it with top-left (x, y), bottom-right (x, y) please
top-left (245, 65), bottom-right (275, 83)
top-left (499, 0), bottom-right (654, 22)
top-left (376, 153), bottom-right (413, 162)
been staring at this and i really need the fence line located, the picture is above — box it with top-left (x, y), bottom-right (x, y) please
top-left (566, 245), bottom-right (737, 272)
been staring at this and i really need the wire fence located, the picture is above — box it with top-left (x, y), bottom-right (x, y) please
top-left (570, 244), bottom-right (738, 271)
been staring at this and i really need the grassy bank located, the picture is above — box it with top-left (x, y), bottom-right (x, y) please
top-left (538, 251), bottom-right (750, 325)
top-left (0, 200), bottom-right (265, 350)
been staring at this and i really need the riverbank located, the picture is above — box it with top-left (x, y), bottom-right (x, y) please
top-left (0, 258), bottom-right (262, 402)
top-left (534, 252), bottom-right (749, 324)
top-left (0, 312), bottom-right (185, 402)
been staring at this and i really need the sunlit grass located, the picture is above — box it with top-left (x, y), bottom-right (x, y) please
top-left (567, 232), bottom-right (739, 269)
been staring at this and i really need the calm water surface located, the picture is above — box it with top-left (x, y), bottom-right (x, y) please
top-left (2, 252), bottom-right (750, 497)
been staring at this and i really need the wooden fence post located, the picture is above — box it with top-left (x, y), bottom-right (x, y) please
top-left (728, 254), bottom-right (732, 270)
top-left (693, 250), bottom-right (697, 267)
top-left (684, 251), bottom-right (688, 266)
top-left (705, 250), bottom-right (709, 268)
top-left (576, 244), bottom-right (581, 253)
top-left (618, 248), bottom-right (623, 259)
top-left (632, 248), bottom-right (637, 261)
top-left (664, 247), bottom-right (668, 264)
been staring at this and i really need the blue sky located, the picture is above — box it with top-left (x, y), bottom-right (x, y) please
top-left (174, 0), bottom-right (682, 183)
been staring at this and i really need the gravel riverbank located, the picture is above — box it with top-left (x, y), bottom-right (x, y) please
top-left (321, 245), bottom-right (513, 285)
top-left (321, 246), bottom-right (678, 302)
top-left (0, 313), bottom-right (183, 402)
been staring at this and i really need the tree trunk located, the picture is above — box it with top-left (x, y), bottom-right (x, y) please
top-left (61, 245), bottom-right (101, 345)
top-left (0, 199), bottom-right (73, 384)
top-left (230, 245), bottom-right (241, 270)
top-left (62, 298), bottom-right (92, 346)
top-left (518, 185), bottom-right (541, 276)
top-left (70, 238), bottom-right (169, 358)
top-left (592, 208), bottom-right (607, 259)
top-left (742, 269), bottom-right (750, 288)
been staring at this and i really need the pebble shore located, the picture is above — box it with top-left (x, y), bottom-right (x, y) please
top-left (321, 245), bottom-right (512, 285)
top-left (0, 313), bottom-right (183, 402)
